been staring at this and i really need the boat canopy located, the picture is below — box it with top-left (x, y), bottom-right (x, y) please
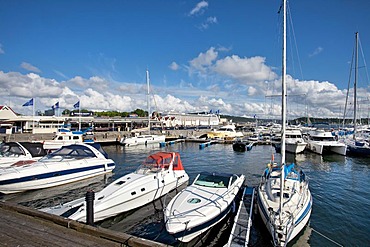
top-left (0, 142), bottom-right (47, 158)
top-left (143, 152), bottom-right (185, 171)
top-left (40, 144), bottom-right (98, 161)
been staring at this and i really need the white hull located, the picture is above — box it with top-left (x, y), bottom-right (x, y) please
top-left (0, 166), bottom-right (113, 194)
top-left (306, 141), bottom-right (346, 155)
top-left (120, 135), bottom-right (165, 146)
top-left (0, 144), bottom-right (115, 194)
top-left (305, 129), bottom-right (346, 155)
top-left (48, 171), bottom-right (189, 222)
top-left (257, 165), bottom-right (312, 246)
top-left (42, 152), bottom-right (189, 222)
top-left (286, 142), bottom-right (306, 154)
top-left (165, 173), bottom-right (245, 243)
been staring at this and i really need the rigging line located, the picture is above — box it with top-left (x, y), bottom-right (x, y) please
top-left (343, 44), bottom-right (355, 127)
top-left (358, 36), bottom-right (370, 86)
top-left (287, 1), bottom-right (304, 81)
top-left (311, 227), bottom-right (344, 247)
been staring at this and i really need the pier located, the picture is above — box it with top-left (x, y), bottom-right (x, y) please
top-left (226, 186), bottom-right (255, 247)
top-left (0, 201), bottom-right (168, 247)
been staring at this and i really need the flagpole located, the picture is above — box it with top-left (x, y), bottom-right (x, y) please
top-left (32, 98), bottom-right (35, 134)
top-left (79, 102), bottom-right (81, 131)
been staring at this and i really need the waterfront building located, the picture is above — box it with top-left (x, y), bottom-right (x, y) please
top-left (0, 105), bottom-right (220, 134)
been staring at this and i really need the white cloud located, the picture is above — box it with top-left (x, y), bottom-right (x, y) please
top-left (20, 62), bottom-right (41, 73)
top-left (189, 1), bottom-right (208, 16)
top-left (189, 47), bottom-right (218, 73)
top-left (0, 44), bottom-right (4, 54)
top-left (169, 62), bottom-right (179, 71)
top-left (214, 55), bottom-right (277, 83)
top-left (309, 46), bottom-right (323, 57)
top-left (199, 16), bottom-right (218, 30)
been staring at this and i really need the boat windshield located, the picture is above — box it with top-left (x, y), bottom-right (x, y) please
top-left (0, 143), bottom-right (25, 157)
top-left (40, 145), bottom-right (97, 161)
top-left (135, 155), bottom-right (172, 174)
top-left (194, 173), bottom-right (230, 188)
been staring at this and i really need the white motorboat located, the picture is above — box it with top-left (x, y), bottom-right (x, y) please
top-left (120, 133), bottom-right (165, 146)
top-left (0, 142), bottom-right (47, 168)
top-left (42, 129), bottom-right (94, 151)
top-left (206, 124), bottom-right (243, 140)
top-left (285, 127), bottom-right (307, 154)
top-left (305, 129), bottom-right (346, 155)
top-left (0, 143), bottom-right (115, 194)
top-left (41, 152), bottom-right (189, 222)
top-left (257, 1), bottom-right (312, 246)
top-left (164, 172), bottom-right (245, 243)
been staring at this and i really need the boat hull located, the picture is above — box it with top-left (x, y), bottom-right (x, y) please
top-left (42, 152), bottom-right (190, 223)
top-left (0, 161), bottom-right (115, 194)
top-left (121, 135), bottom-right (165, 146)
top-left (68, 171), bottom-right (189, 222)
top-left (257, 166), bottom-right (312, 246)
top-left (257, 192), bottom-right (312, 246)
top-left (165, 173), bottom-right (245, 243)
top-left (286, 142), bottom-right (306, 154)
top-left (307, 141), bottom-right (346, 155)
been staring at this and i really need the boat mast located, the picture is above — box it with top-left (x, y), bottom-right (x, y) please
top-left (354, 32), bottom-right (358, 140)
top-left (279, 0), bottom-right (287, 220)
top-left (146, 69), bottom-right (151, 135)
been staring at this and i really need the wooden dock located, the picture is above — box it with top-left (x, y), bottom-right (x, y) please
top-left (0, 201), bottom-right (168, 247)
top-left (226, 187), bottom-right (255, 247)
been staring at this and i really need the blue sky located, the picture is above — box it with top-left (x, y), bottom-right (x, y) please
top-left (1, 0), bottom-right (370, 119)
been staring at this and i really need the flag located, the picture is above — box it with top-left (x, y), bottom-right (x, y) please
top-left (22, 98), bottom-right (34, 107)
top-left (73, 101), bottom-right (80, 108)
top-left (52, 102), bottom-right (59, 109)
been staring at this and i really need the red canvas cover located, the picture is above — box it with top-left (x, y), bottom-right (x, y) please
top-left (145, 152), bottom-right (184, 171)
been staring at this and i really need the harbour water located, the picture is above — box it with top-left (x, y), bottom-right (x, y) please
top-left (1, 142), bottom-right (369, 246)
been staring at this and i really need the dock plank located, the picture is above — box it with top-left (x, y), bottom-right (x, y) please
top-left (0, 201), bottom-right (168, 247)
top-left (226, 187), bottom-right (255, 247)
top-left (0, 206), bottom-right (120, 247)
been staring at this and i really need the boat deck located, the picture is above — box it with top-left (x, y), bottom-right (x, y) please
top-left (226, 186), bottom-right (255, 247)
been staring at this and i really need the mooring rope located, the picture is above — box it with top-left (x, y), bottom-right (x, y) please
top-left (311, 227), bottom-right (344, 247)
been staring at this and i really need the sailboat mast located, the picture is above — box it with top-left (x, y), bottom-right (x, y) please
top-left (354, 32), bottom-right (358, 140)
top-left (279, 0), bottom-right (287, 218)
top-left (146, 70), bottom-right (151, 134)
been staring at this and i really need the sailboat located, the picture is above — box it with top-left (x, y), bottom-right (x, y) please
top-left (256, 1), bottom-right (312, 246)
top-left (120, 70), bottom-right (165, 146)
top-left (344, 32), bottom-right (370, 156)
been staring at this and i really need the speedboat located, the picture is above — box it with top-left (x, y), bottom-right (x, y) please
top-left (0, 143), bottom-right (115, 194)
top-left (42, 129), bottom-right (95, 151)
top-left (120, 133), bottom-right (165, 146)
top-left (164, 172), bottom-right (245, 243)
top-left (285, 127), bottom-right (307, 154)
top-left (257, 162), bottom-right (312, 246)
top-left (206, 124), bottom-right (243, 140)
top-left (0, 142), bottom-right (47, 168)
top-left (41, 152), bottom-right (189, 222)
top-left (232, 139), bottom-right (253, 152)
top-left (305, 129), bottom-right (346, 155)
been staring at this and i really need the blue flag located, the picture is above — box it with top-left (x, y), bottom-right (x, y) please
top-left (22, 98), bottom-right (34, 107)
top-left (52, 102), bottom-right (59, 109)
top-left (73, 101), bottom-right (80, 108)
